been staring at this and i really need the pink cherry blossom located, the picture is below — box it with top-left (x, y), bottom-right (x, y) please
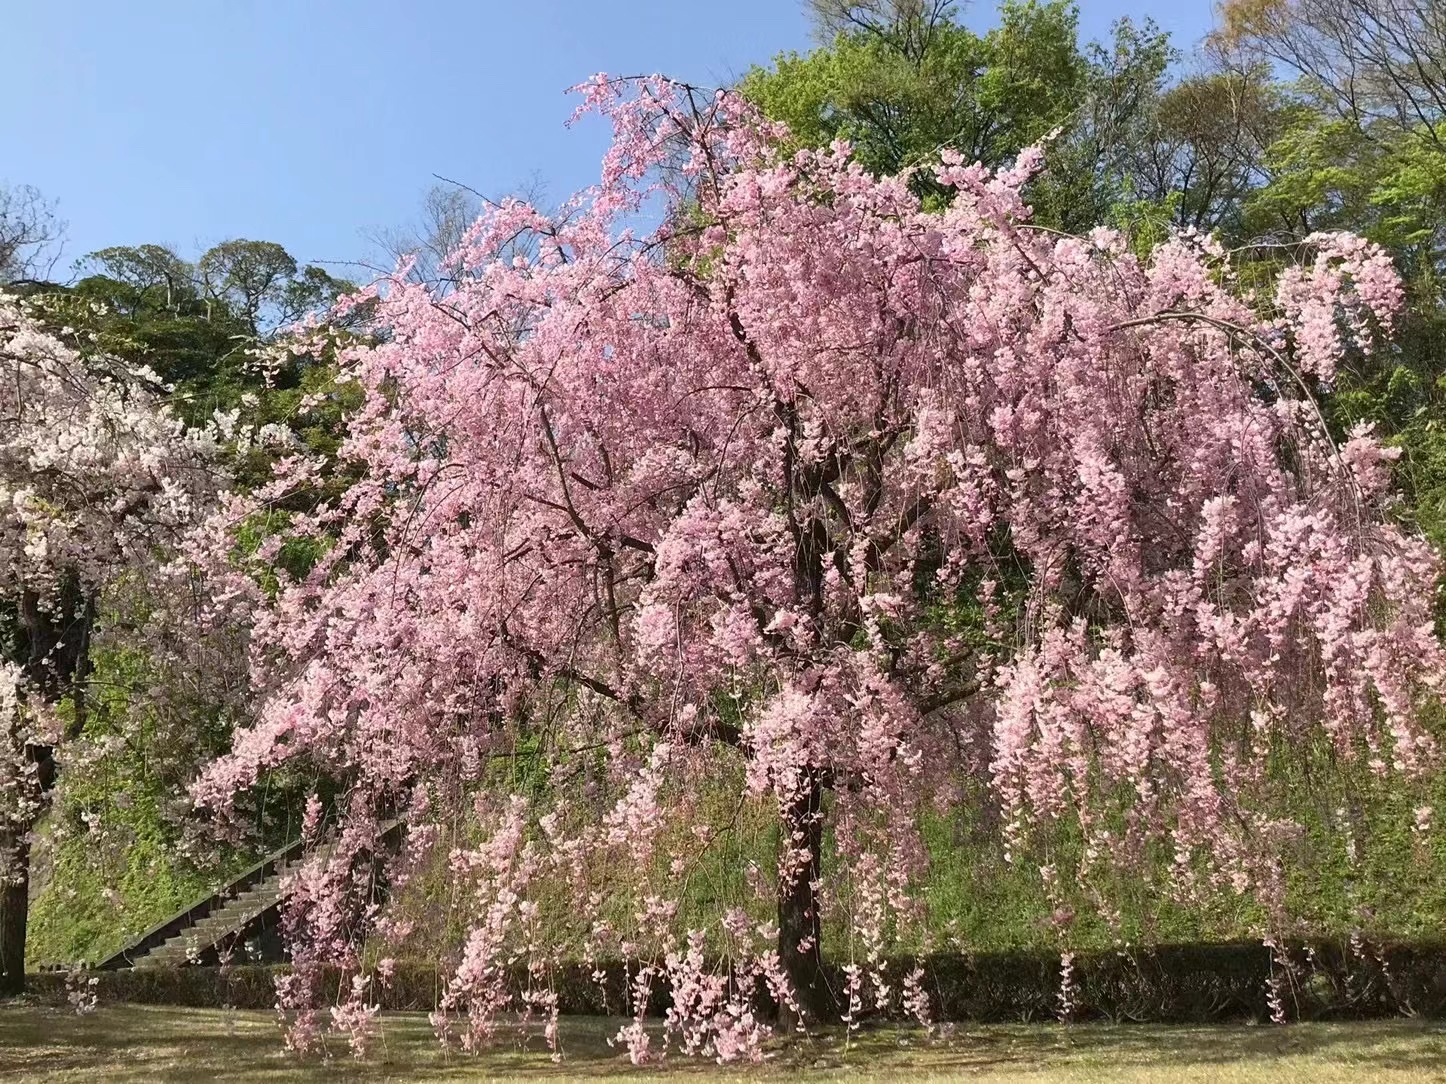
top-left (194, 78), bottom-right (1442, 1058)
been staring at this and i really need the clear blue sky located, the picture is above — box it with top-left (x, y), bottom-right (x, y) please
top-left (5, 1), bottom-right (1217, 280)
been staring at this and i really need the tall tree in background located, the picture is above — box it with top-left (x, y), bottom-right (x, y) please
top-left (808, 0), bottom-right (959, 52)
top-left (1219, 0), bottom-right (1446, 264)
top-left (370, 179), bottom-right (556, 291)
top-left (198, 240), bottom-right (346, 337)
top-left (371, 184), bottom-right (485, 287)
top-left (1219, 0), bottom-right (1446, 143)
top-left (742, 1), bottom-right (1088, 205)
top-left (0, 296), bottom-right (225, 994)
top-left (1116, 62), bottom-right (1291, 235)
top-left (25, 240), bottom-right (352, 431)
top-left (742, 1), bottom-right (1184, 230)
top-left (1023, 15), bottom-right (1176, 232)
top-left (1221, 0), bottom-right (1446, 551)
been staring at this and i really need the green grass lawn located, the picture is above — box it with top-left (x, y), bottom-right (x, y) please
top-left (1, 1005), bottom-right (1444, 1082)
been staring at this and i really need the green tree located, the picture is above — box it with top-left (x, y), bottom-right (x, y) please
top-left (26, 241), bottom-right (351, 429)
top-left (1222, 0), bottom-right (1446, 552)
top-left (1024, 16), bottom-right (1175, 233)
top-left (742, 1), bottom-right (1176, 229)
top-left (742, 1), bottom-right (1085, 203)
top-left (1122, 63), bottom-right (1294, 234)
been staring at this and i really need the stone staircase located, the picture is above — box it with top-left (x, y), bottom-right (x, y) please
top-left (95, 839), bottom-right (312, 970)
top-left (96, 821), bottom-right (401, 970)
top-left (130, 849), bottom-right (321, 969)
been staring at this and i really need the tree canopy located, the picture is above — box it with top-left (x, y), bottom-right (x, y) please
top-left (191, 77), bottom-right (1442, 1060)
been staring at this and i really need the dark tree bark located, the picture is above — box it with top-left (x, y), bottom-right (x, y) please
top-left (0, 834), bottom-right (29, 996)
top-left (0, 577), bottom-right (95, 995)
top-left (776, 769), bottom-right (831, 1028)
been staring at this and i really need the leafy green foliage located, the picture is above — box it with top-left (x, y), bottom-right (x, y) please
top-left (1241, 115), bottom-right (1446, 557)
top-left (26, 642), bottom-right (252, 967)
top-left (743, 3), bottom-right (1191, 231)
top-left (742, 1), bottom-right (1088, 207)
top-left (23, 240), bottom-right (353, 430)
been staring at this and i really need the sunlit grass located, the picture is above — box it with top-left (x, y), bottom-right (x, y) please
top-left (2, 1004), bottom-right (1444, 1082)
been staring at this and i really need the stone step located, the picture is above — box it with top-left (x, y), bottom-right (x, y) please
top-left (134, 877), bottom-right (291, 967)
top-left (115, 828), bottom-right (385, 969)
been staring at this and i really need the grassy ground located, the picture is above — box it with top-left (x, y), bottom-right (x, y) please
top-left (1, 1005), bottom-right (1444, 1082)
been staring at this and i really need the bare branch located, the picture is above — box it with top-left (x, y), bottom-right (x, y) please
top-left (0, 184), bottom-right (65, 283)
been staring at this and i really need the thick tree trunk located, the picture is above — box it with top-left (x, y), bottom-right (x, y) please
top-left (0, 577), bottom-right (95, 997)
top-left (776, 769), bottom-right (830, 1029)
top-left (0, 833), bottom-right (29, 997)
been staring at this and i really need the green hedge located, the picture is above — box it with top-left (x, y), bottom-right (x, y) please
top-left (914, 941), bottom-right (1446, 1022)
top-left (25, 960), bottom-right (656, 1016)
top-left (27, 939), bottom-right (1446, 1022)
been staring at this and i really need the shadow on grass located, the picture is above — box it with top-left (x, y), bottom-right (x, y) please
top-left (1, 1003), bottom-right (1444, 1081)
top-left (930, 1020), bottom-right (1446, 1076)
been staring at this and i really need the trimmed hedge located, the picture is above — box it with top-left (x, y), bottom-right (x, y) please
top-left (24, 960), bottom-right (657, 1016)
top-left (26, 939), bottom-right (1446, 1022)
top-left (914, 941), bottom-right (1446, 1022)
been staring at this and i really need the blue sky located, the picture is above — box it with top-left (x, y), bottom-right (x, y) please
top-left (6, 1), bottom-right (1218, 280)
